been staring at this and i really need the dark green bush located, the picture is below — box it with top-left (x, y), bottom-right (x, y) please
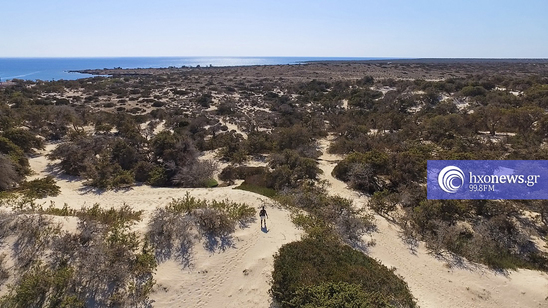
top-left (1, 128), bottom-right (44, 153)
top-left (18, 176), bottom-right (60, 199)
top-left (288, 281), bottom-right (385, 308)
top-left (271, 238), bottom-right (416, 308)
top-left (460, 85), bottom-right (487, 97)
top-left (0, 137), bottom-right (30, 177)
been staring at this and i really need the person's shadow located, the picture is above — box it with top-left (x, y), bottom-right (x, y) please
top-left (261, 225), bottom-right (269, 233)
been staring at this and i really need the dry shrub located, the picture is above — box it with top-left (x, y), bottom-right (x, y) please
top-left (0, 254), bottom-right (8, 285)
top-left (193, 208), bottom-right (235, 237)
top-left (12, 214), bottom-right (61, 269)
top-left (148, 193), bottom-right (255, 260)
top-left (171, 159), bottom-right (217, 187)
top-left (147, 207), bottom-right (194, 263)
top-left (0, 154), bottom-right (21, 191)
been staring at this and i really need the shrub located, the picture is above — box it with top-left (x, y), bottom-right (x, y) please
top-left (18, 176), bottom-right (61, 199)
top-left (0, 254), bottom-right (9, 285)
top-left (0, 261), bottom-right (81, 308)
top-left (0, 154), bottom-right (22, 191)
top-left (219, 166), bottom-right (269, 185)
top-left (85, 159), bottom-right (135, 190)
top-left (209, 199), bottom-right (256, 223)
top-left (278, 185), bottom-right (374, 245)
top-left (11, 214), bottom-right (61, 269)
top-left (147, 207), bottom-right (194, 263)
top-left (151, 101), bottom-right (165, 107)
top-left (460, 85), bottom-right (487, 97)
top-left (347, 163), bottom-right (379, 193)
top-left (1, 128), bottom-right (44, 153)
top-left (193, 208), bottom-right (234, 236)
top-left (195, 93), bottom-right (213, 108)
top-left (369, 190), bottom-right (399, 216)
top-left (267, 150), bottom-right (322, 190)
top-left (171, 160), bottom-right (217, 187)
top-left (0, 137), bottom-right (30, 177)
top-left (147, 165), bottom-right (168, 187)
top-left (0, 211), bottom-right (156, 307)
top-left (288, 281), bottom-right (380, 308)
top-left (235, 183), bottom-right (277, 198)
top-left (271, 238), bottom-right (416, 308)
top-left (148, 193), bottom-right (255, 261)
top-left (132, 161), bottom-right (157, 183)
top-left (204, 178), bottom-right (218, 188)
top-left (166, 193), bottom-right (208, 214)
top-left (333, 150), bottom-right (389, 182)
top-left (76, 203), bottom-right (143, 228)
top-left (333, 150), bottom-right (389, 193)
top-left (48, 142), bottom-right (93, 176)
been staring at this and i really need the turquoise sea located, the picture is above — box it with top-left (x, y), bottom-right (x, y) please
top-left (0, 57), bottom-right (391, 81)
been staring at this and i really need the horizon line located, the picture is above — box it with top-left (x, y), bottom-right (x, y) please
top-left (1, 56), bottom-right (548, 60)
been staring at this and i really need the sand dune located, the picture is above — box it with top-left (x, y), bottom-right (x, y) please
top-left (317, 137), bottom-right (548, 308)
top-left (16, 140), bottom-right (548, 307)
top-left (26, 145), bottom-right (302, 308)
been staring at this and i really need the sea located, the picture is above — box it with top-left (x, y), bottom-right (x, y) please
top-left (0, 57), bottom-right (389, 82)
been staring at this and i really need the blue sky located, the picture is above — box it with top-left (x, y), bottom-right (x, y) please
top-left (1, 0), bottom-right (547, 58)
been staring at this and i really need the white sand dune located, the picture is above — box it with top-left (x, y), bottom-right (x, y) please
top-left (14, 140), bottom-right (548, 308)
top-left (152, 206), bottom-right (300, 308)
top-left (317, 137), bottom-right (548, 308)
top-left (25, 145), bottom-right (302, 308)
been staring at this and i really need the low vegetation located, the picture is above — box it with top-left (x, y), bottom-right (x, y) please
top-left (2, 60), bottom-right (548, 305)
top-left (0, 205), bottom-right (154, 307)
top-left (147, 193), bottom-right (255, 261)
top-left (271, 237), bottom-right (416, 308)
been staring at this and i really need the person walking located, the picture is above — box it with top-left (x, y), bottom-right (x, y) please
top-left (259, 206), bottom-right (268, 228)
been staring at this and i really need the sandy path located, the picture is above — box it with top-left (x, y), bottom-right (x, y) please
top-left (152, 206), bottom-right (300, 308)
top-left (25, 145), bottom-right (303, 308)
top-left (317, 137), bottom-right (548, 308)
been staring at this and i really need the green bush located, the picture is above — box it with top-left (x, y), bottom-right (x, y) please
top-left (166, 193), bottom-right (208, 214)
top-left (369, 190), bottom-right (399, 216)
top-left (0, 154), bottom-right (22, 191)
top-left (288, 281), bottom-right (382, 308)
top-left (146, 165), bottom-right (168, 187)
top-left (18, 176), bottom-right (61, 199)
top-left (235, 183), bottom-right (277, 198)
top-left (0, 137), bottom-right (30, 177)
top-left (333, 150), bottom-right (389, 182)
top-left (279, 185), bottom-right (374, 244)
top-left (1, 128), bottom-right (44, 153)
top-left (76, 203), bottom-right (143, 228)
top-left (204, 178), bottom-right (218, 188)
top-left (271, 238), bottom-right (416, 308)
top-left (0, 211), bottom-right (155, 307)
top-left (460, 85), bottom-right (487, 97)
top-left (0, 261), bottom-right (82, 308)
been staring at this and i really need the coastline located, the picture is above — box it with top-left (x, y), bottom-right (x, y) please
top-left (70, 59), bottom-right (548, 82)
top-left (3, 57), bottom-right (548, 82)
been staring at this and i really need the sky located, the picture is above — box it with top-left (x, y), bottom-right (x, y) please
top-left (1, 0), bottom-right (547, 58)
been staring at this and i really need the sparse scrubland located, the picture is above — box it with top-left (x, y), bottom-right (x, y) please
top-left (1, 60), bottom-right (548, 307)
